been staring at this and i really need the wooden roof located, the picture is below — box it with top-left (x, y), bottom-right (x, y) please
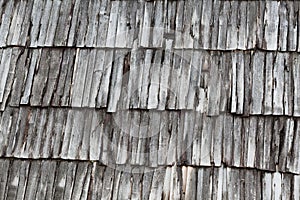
top-left (0, 0), bottom-right (299, 199)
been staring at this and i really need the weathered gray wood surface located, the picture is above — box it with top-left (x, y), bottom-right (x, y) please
top-left (0, 0), bottom-right (299, 51)
top-left (0, 159), bottom-right (299, 200)
top-left (0, 0), bottom-right (300, 199)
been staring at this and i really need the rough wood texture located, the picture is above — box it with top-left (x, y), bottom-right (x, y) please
top-left (0, 0), bottom-right (299, 199)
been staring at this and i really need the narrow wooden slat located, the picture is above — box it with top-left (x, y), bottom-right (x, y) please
top-left (20, 49), bottom-right (41, 105)
top-left (223, 114), bottom-right (233, 166)
top-left (152, 1), bottom-right (164, 47)
top-left (147, 50), bottom-right (162, 109)
top-left (278, 2), bottom-right (288, 51)
top-left (247, 117), bottom-right (257, 168)
top-left (293, 54), bottom-right (300, 116)
top-left (37, 0), bottom-right (53, 46)
top-left (0, 48), bottom-right (18, 110)
top-left (246, 1), bottom-right (257, 49)
top-left (96, 0), bottom-right (110, 47)
top-left (178, 50), bottom-right (192, 109)
top-left (71, 162), bottom-right (91, 200)
top-left (226, 1), bottom-right (238, 49)
top-left (30, 49), bottom-right (50, 106)
top-left (217, 1), bottom-right (229, 50)
top-left (200, 115), bottom-right (212, 166)
top-left (35, 161), bottom-right (56, 200)
top-left (71, 49), bottom-right (89, 107)
top-left (210, 0), bottom-right (220, 50)
top-left (139, 50), bottom-right (152, 108)
top-left (9, 49), bottom-right (29, 107)
top-left (67, 0), bottom-right (81, 46)
top-left (44, 0), bottom-right (61, 46)
top-left (63, 162), bottom-right (77, 200)
top-left (148, 168), bottom-right (165, 200)
top-left (273, 53), bottom-right (285, 115)
top-left (82, 50), bottom-right (96, 107)
top-left (0, 49), bottom-right (12, 103)
top-left (6, 0), bottom-right (22, 45)
top-left (85, 0), bottom-right (101, 47)
top-left (182, 0), bottom-right (193, 49)
top-left (263, 1), bottom-right (279, 50)
top-left (237, 1), bottom-right (247, 50)
top-left (42, 49), bottom-right (63, 106)
top-left (200, 0), bottom-right (212, 49)
top-left (101, 167), bottom-right (115, 200)
top-left (76, 1), bottom-right (89, 47)
top-left (264, 53), bottom-right (274, 114)
top-left (5, 160), bottom-right (21, 200)
top-left (0, 0), bottom-right (14, 46)
top-left (236, 52), bottom-right (245, 114)
top-left (287, 2), bottom-right (297, 51)
top-left (106, 1), bottom-right (119, 47)
top-left (54, 0), bottom-right (73, 46)
top-left (107, 50), bottom-right (125, 112)
top-left (250, 52), bottom-right (265, 114)
top-left (272, 172), bottom-right (282, 200)
top-left (24, 161), bottom-right (41, 200)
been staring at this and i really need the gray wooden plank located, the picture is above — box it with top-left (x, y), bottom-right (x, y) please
top-left (217, 1), bottom-right (229, 50)
top-left (147, 50), bottom-right (162, 109)
top-left (9, 49), bottom-right (29, 107)
top-left (15, 161), bottom-right (30, 200)
top-left (278, 2), bottom-right (288, 51)
top-left (5, 160), bottom-right (21, 200)
top-left (167, 50), bottom-right (182, 109)
top-left (53, 0), bottom-right (73, 46)
top-left (263, 1), bottom-right (279, 50)
top-left (7, 0), bottom-right (23, 45)
top-left (178, 50), bottom-right (192, 109)
top-left (210, 0), bottom-right (220, 50)
top-left (60, 110), bottom-right (74, 159)
top-left (63, 162), bottom-right (78, 200)
top-left (139, 49), bottom-right (153, 108)
top-left (200, 0), bottom-right (212, 49)
top-left (207, 53), bottom-right (221, 116)
top-left (75, 1), bottom-right (89, 47)
top-left (44, 0), bottom-right (61, 46)
top-left (52, 108), bottom-right (68, 158)
top-left (0, 0), bottom-right (14, 46)
top-left (71, 49), bottom-right (89, 107)
top-left (85, 0), bottom-right (101, 47)
top-left (35, 161), bottom-right (57, 200)
top-left (106, 1), bottom-right (120, 47)
top-left (294, 175), bottom-right (300, 200)
top-left (292, 54), bottom-right (300, 116)
top-left (0, 159), bottom-right (9, 200)
top-left (255, 117), bottom-right (265, 169)
top-left (82, 50), bottom-right (96, 107)
top-left (237, 1), bottom-right (247, 50)
top-left (71, 162), bottom-right (91, 200)
top-left (30, 49), bottom-right (51, 106)
top-left (166, 112), bottom-right (178, 165)
top-left (96, 50), bottom-right (113, 108)
top-left (157, 112), bottom-right (169, 165)
top-left (0, 48), bottom-right (12, 103)
top-left (246, 1), bottom-right (257, 49)
top-left (200, 115), bottom-right (212, 166)
top-left (88, 163), bottom-right (105, 200)
top-left (37, 0), bottom-right (53, 46)
top-left (263, 118), bottom-right (273, 170)
top-left (282, 174), bottom-right (293, 200)
top-left (101, 167), bottom-right (115, 200)
top-left (250, 51), bottom-right (265, 114)
top-left (184, 167), bottom-right (197, 200)
top-left (284, 54), bottom-right (293, 116)
top-left (273, 53), bottom-right (285, 115)
top-left (115, 1), bottom-right (128, 48)
top-left (236, 52), bottom-right (245, 114)
top-left (232, 117), bottom-right (242, 167)
top-left (247, 117), bottom-right (257, 168)
top-left (223, 114), bottom-right (233, 166)
top-left (96, 0), bottom-right (110, 47)
top-left (20, 49), bottom-right (41, 105)
top-left (226, 1), bottom-right (238, 49)
top-left (24, 161), bottom-right (41, 200)
top-left (264, 53), bottom-right (274, 115)
top-left (67, 0), bottom-right (81, 46)
top-left (287, 2), bottom-right (298, 51)
top-left (272, 172), bottom-right (282, 200)
top-left (52, 162), bottom-right (68, 199)
top-left (79, 110), bottom-right (92, 160)
top-left (42, 49), bottom-right (63, 106)
top-left (243, 52), bottom-right (251, 116)
top-left (0, 48), bottom-right (17, 111)
top-left (157, 40), bottom-right (172, 110)
top-left (152, 1), bottom-right (164, 48)
top-left (198, 168), bottom-right (212, 199)
top-left (107, 50), bottom-right (125, 112)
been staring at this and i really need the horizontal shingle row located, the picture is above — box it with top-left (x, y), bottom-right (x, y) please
top-left (0, 158), bottom-right (299, 200)
top-left (0, 106), bottom-right (299, 174)
top-left (0, 47), bottom-right (300, 116)
top-left (0, 0), bottom-right (299, 51)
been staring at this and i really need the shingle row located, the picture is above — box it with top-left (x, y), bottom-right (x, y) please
top-left (0, 0), bottom-right (299, 51)
top-left (0, 48), bottom-right (300, 116)
top-left (0, 106), bottom-right (299, 174)
top-left (0, 159), bottom-right (299, 200)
